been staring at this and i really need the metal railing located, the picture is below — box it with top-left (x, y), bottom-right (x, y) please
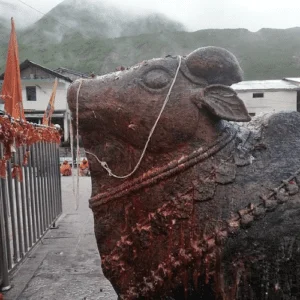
top-left (0, 142), bottom-right (62, 291)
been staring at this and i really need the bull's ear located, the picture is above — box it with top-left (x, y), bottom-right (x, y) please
top-left (195, 84), bottom-right (251, 122)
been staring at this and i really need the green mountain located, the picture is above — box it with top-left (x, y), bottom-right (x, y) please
top-left (0, 17), bottom-right (9, 64)
top-left (0, 0), bottom-right (300, 80)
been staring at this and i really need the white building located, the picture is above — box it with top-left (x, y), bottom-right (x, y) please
top-left (232, 79), bottom-right (300, 116)
top-left (0, 60), bottom-right (90, 142)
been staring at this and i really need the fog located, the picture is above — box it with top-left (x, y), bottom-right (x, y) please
top-left (2, 0), bottom-right (299, 32)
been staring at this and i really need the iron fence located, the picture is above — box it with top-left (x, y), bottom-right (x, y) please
top-left (0, 141), bottom-right (62, 291)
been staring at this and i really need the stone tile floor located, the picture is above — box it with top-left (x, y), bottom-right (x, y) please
top-left (3, 176), bottom-right (117, 300)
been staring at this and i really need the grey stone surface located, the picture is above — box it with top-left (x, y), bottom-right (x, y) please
top-left (3, 176), bottom-right (117, 300)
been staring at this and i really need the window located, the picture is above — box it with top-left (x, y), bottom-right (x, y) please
top-left (253, 92), bottom-right (264, 98)
top-left (249, 113), bottom-right (256, 116)
top-left (26, 86), bottom-right (36, 101)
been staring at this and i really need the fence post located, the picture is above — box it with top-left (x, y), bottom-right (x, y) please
top-left (0, 175), bottom-right (11, 291)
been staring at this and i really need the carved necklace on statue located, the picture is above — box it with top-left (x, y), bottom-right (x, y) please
top-left (89, 126), bottom-right (237, 208)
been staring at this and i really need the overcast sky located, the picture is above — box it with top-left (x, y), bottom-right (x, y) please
top-left (4, 0), bottom-right (300, 31)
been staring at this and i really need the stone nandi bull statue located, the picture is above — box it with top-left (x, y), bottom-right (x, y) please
top-left (67, 47), bottom-right (300, 300)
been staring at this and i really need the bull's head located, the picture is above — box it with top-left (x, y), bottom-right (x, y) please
top-left (67, 46), bottom-right (250, 187)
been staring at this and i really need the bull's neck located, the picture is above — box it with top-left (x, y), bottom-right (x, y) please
top-left (89, 115), bottom-right (220, 188)
top-left (88, 120), bottom-right (235, 209)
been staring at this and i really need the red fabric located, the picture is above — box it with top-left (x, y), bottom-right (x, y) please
top-left (0, 116), bottom-right (61, 178)
top-left (79, 159), bottom-right (89, 170)
top-left (60, 161), bottom-right (72, 176)
top-left (23, 150), bottom-right (30, 166)
top-left (1, 18), bottom-right (25, 120)
top-left (0, 159), bottom-right (7, 179)
top-left (0, 117), bottom-right (60, 159)
top-left (12, 164), bottom-right (23, 182)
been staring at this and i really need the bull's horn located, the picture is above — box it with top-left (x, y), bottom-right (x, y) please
top-left (185, 46), bottom-right (243, 86)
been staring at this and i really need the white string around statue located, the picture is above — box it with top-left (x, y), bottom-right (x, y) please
top-left (76, 55), bottom-right (182, 179)
top-left (74, 79), bottom-right (84, 209)
top-left (69, 116), bottom-right (77, 208)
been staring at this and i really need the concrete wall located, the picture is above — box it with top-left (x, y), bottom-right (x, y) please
top-left (236, 90), bottom-right (297, 115)
top-left (22, 79), bottom-right (69, 111)
top-left (21, 66), bottom-right (55, 80)
top-left (20, 79), bottom-right (71, 142)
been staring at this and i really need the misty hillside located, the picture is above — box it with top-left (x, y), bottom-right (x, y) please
top-left (1, 0), bottom-right (300, 80)
top-left (2, 27), bottom-right (300, 80)
top-left (0, 16), bottom-right (9, 41)
top-left (0, 16), bottom-right (9, 62)
top-left (19, 0), bottom-right (185, 45)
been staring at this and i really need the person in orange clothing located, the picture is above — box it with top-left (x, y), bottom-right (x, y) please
top-left (79, 158), bottom-right (90, 176)
top-left (60, 160), bottom-right (72, 176)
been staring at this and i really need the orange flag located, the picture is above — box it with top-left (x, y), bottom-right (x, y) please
top-left (1, 18), bottom-right (25, 120)
top-left (42, 78), bottom-right (58, 126)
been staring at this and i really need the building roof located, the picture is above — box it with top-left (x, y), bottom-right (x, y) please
top-left (53, 67), bottom-right (90, 81)
top-left (283, 77), bottom-right (300, 85)
top-left (0, 60), bottom-right (89, 82)
top-left (232, 79), bottom-right (300, 91)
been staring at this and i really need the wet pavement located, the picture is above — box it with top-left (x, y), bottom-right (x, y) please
top-left (3, 176), bottom-right (117, 300)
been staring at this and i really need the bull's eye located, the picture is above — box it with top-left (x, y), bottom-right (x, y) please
top-left (142, 69), bottom-right (171, 89)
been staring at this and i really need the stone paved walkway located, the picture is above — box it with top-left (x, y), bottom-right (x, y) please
top-left (3, 176), bottom-right (117, 300)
